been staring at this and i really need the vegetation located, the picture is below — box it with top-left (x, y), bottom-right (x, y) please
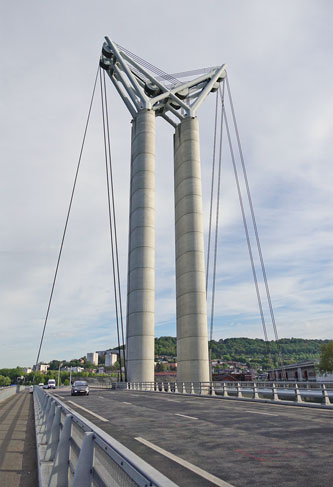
top-left (155, 336), bottom-right (329, 370)
top-left (318, 341), bottom-right (333, 373)
top-left (0, 337), bottom-right (329, 384)
top-left (0, 375), bottom-right (11, 386)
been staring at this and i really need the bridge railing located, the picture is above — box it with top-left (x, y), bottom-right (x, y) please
top-left (33, 386), bottom-right (178, 487)
top-left (125, 381), bottom-right (333, 407)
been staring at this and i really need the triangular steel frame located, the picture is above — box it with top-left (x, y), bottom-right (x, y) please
top-left (100, 37), bottom-right (226, 127)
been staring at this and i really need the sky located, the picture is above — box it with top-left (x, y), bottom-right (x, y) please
top-left (0, 1), bottom-right (332, 368)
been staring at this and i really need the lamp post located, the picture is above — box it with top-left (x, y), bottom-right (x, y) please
top-left (57, 363), bottom-right (63, 388)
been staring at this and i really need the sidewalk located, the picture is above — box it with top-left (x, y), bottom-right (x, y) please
top-left (0, 391), bottom-right (38, 487)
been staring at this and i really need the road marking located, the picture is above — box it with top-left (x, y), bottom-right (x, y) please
top-left (98, 396), bottom-right (105, 399)
top-left (174, 413), bottom-right (198, 420)
top-left (244, 410), bottom-right (278, 416)
top-left (122, 402), bottom-right (132, 405)
top-left (135, 437), bottom-right (234, 487)
top-left (165, 399), bottom-right (179, 402)
top-left (68, 401), bottom-right (108, 422)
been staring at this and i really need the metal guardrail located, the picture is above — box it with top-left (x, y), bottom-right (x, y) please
top-left (124, 381), bottom-right (333, 407)
top-left (33, 386), bottom-right (178, 487)
top-left (0, 385), bottom-right (26, 403)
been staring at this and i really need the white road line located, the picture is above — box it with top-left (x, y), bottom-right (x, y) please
top-left (244, 410), bottom-right (278, 416)
top-left (135, 437), bottom-right (234, 487)
top-left (165, 399), bottom-right (179, 402)
top-left (98, 396), bottom-right (105, 399)
top-left (174, 413), bottom-right (198, 420)
top-left (122, 402), bottom-right (132, 405)
top-left (68, 401), bottom-right (108, 422)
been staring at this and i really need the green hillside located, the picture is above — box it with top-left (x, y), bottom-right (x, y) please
top-left (155, 336), bottom-right (329, 370)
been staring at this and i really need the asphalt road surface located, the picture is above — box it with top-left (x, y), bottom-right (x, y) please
top-left (54, 388), bottom-right (333, 487)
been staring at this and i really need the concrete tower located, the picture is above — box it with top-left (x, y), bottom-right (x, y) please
top-left (100, 37), bottom-right (226, 384)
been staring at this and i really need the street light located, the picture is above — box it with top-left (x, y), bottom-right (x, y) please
top-left (57, 363), bottom-right (63, 388)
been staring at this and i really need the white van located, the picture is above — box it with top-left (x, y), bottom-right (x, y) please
top-left (47, 379), bottom-right (56, 389)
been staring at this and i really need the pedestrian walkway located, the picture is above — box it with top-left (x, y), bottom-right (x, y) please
top-left (0, 391), bottom-right (38, 487)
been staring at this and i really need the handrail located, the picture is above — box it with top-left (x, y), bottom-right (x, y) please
top-left (33, 386), bottom-right (178, 487)
top-left (124, 381), bottom-right (333, 408)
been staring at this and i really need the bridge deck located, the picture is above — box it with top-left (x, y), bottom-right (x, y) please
top-left (0, 391), bottom-right (38, 487)
top-left (54, 388), bottom-right (333, 487)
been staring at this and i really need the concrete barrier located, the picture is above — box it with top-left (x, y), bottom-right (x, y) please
top-left (0, 385), bottom-right (25, 403)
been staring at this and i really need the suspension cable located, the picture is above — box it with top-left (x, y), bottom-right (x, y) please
top-left (34, 66), bottom-right (99, 371)
top-left (221, 87), bottom-right (273, 367)
top-left (102, 70), bottom-right (127, 380)
top-left (206, 91), bottom-right (219, 293)
top-left (100, 69), bottom-right (123, 381)
top-left (209, 82), bottom-right (225, 343)
top-left (225, 76), bottom-right (284, 371)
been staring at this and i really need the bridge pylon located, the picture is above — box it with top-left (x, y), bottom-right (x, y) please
top-left (100, 37), bottom-right (226, 385)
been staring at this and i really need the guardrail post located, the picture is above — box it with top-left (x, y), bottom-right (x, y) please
top-left (44, 406), bottom-right (61, 461)
top-left (39, 396), bottom-right (52, 429)
top-left (210, 383), bottom-right (216, 396)
top-left (41, 400), bottom-right (56, 441)
top-left (272, 383), bottom-right (279, 401)
top-left (222, 383), bottom-right (228, 397)
top-left (321, 384), bottom-right (330, 406)
top-left (237, 383), bottom-right (242, 398)
top-left (190, 383), bottom-right (194, 395)
top-left (252, 383), bottom-right (259, 400)
top-left (167, 382), bottom-right (171, 393)
top-left (174, 382), bottom-right (179, 393)
top-left (48, 414), bottom-right (72, 487)
top-left (294, 384), bottom-right (302, 404)
top-left (72, 432), bottom-right (94, 487)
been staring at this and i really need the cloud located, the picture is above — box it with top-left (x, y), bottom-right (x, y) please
top-left (0, 1), bottom-right (332, 368)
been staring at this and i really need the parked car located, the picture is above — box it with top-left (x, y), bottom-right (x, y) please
top-left (29, 385), bottom-right (34, 393)
top-left (38, 383), bottom-right (44, 388)
top-left (71, 381), bottom-right (89, 396)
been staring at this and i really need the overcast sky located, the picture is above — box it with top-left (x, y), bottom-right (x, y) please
top-left (0, 1), bottom-right (332, 368)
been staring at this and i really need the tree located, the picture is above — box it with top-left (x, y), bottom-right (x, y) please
top-left (0, 375), bottom-right (11, 386)
top-left (318, 341), bottom-right (333, 373)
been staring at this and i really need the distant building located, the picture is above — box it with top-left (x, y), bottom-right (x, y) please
top-left (267, 360), bottom-right (316, 381)
top-left (105, 352), bottom-right (118, 367)
top-left (87, 352), bottom-right (98, 366)
top-left (34, 363), bottom-right (49, 373)
top-left (23, 367), bottom-right (32, 374)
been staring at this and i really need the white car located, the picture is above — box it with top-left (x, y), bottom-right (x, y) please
top-left (29, 385), bottom-right (34, 393)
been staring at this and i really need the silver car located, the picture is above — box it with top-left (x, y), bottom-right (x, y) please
top-left (71, 380), bottom-right (89, 396)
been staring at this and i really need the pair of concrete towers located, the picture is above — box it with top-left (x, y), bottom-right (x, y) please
top-left (100, 37), bottom-right (226, 384)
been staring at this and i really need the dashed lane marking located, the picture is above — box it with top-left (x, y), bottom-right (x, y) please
top-left (135, 437), bottom-right (234, 487)
top-left (174, 413), bottom-right (198, 420)
top-left (67, 401), bottom-right (108, 422)
top-left (122, 402), bottom-right (132, 405)
top-left (244, 410), bottom-right (278, 416)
